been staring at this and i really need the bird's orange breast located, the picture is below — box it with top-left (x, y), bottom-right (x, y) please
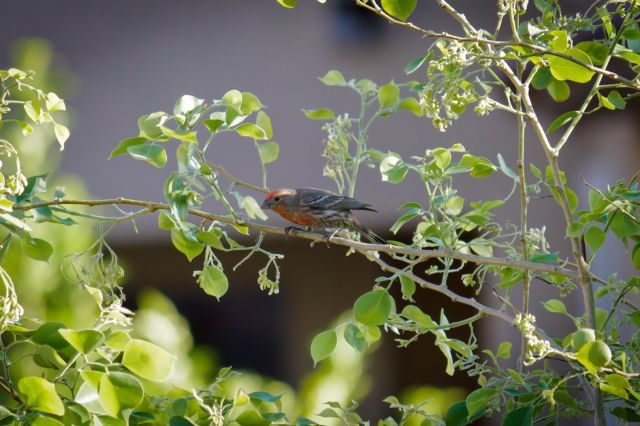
top-left (272, 205), bottom-right (316, 226)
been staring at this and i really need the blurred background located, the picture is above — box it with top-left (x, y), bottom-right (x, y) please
top-left (1, 0), bottom-right (638, 421)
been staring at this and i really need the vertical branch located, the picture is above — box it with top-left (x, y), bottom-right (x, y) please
top-left (516, 77), bottom-right (605, 426)
top-left (518, 84), bottom-right (596, 326)
top-left (348, 92), bottom-right (369, 198)
top-left (514, 74), bottom-right (532, 372)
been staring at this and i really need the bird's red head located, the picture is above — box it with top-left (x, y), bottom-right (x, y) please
top-left (261, 188), bottom-right (296, 210)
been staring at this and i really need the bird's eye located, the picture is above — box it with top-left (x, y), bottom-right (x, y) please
top-left (273, 196), bottom-right (280, 202)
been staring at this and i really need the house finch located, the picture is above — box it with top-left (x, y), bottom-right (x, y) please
top-left (261, 187), bottom-right (386, 244)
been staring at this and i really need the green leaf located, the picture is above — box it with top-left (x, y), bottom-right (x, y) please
top-left (344, 323), bottom-right (367, 352)
top-left (45, 92), bottom-right (66, 112)
top-left (122, 339), bottom-right (176, 381)
top-left (546, 48), bottom-right (595, 83)
top-left (398, 97), bottom-right (422, 116)
top-left (566, 187), bottom-right (579, 212)
top-left (529, 163), bottom-right (542, 179)
top-left (319, 70), bottom-right (347, 86)
top-left (110, 137), bottom-right (147, 159)
top-left (497, 341), bottom-right (512, 359)
top-left (53, 123), bottom-right (70, 149)
top-left (0, 212), bottom-right (31, 232)
top-left (380, 154), bottom-right (408, 184)
top-left (17, 120), bottom-right (33, 136)
top-left (465, 388), bottom-right (497, 418)
top-left (173, 94), bottom-right (204, 113)
top-left (32, 417), bottom-right (64, 426)
top-left (32, 322), bottom-right (70, 350)
top-left (23, 237), bottom-right (53, 261)
top-left (575, 41), bottom-right (608, 66)
top-left (549, 30), bottom-right (568, 51)
top-left (302, 108), bottom-right (335, 120)
top-left (496, 153), bottom-right (518, 180)
top-left (138, 111), bottom-right (168, 139)
top-left (458, 154), bottom-right (496, 178)
top-left (378, 81), bottom-right (399, 109)
top-left (606, 90), bottom-right (626, 110)
top-left (275, 0), bottom-right (296, 8)
top-left (99, 372), bottom-right (144, 417)
top-left (353, 289), bottom-right (394, 326)
top-left (614, 49), bottom-right (640, 66)
top-left (159, 125), bottom-right (198, 143)
top-left (127, 143), bottom-right (167, 168)
top-left (380, 0), bottom-right (417, 21)
top-left (566, 221), bottom-right (584, 238)
top-left (240, 92), bottom-right (263, 115)
top-left (235, 410), bottom-right (269, 426)
top-left (433, 147), bottom-right (452, 170)
top-left (547, 111), bottom-right (579, 133)
top-left (158, 211), bottom-right (175, 230)
top-left (399, 274), bottom-right (416, 301)
top-left (445, 401), bottom-right (468, 426)
top-left (196, 229), bottom-right (224, 249)
top-left (236, 123), bottom-right (267, 140)
top-left (222, 90), bottom-right (243, 113)
top-left (503, 406), bottom-right (533, 426)
top-left (547, 78), bottom-right (570, 102)
top-left (259, 141), bottom-right (280, 164)
top-left (531, 67), bottom-right (552, 90)
top-left (171, 228), bottom-right (204, 261)
top-left (18, 376), bottom-right (64, 416)
top-left (256, 111), bottom-right (273, 139)
top-left (390, 208), bottom-right (421, 234)
top-left (401, 305), bottom-right (436, 328)
top-left (597, 92), bottom-right (615, 110)
top-left (24, 100), bottom-right (44, 124)
top-left (530, 251), bottom-right (558, 264)
top-left (59, 329), bottom-right (104, 354)
top-left (204, 117), bottom-right (225, 133)
top-left (197, 265), bottom-right (229, 300)
top-left (105, 330), bottom-right (131, 351)
top-left (542, 298), bottom-right (567, 314)
top-left (310, 329), bottom-right (337, 366)
top-left (404, 54), bottom-right (430, 74)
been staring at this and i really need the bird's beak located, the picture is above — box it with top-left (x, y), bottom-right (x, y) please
top-left (261, 199), bottom-right (271, 209)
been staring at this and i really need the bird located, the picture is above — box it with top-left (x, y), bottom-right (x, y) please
top-left (261, 187), bottom-right (386, 244)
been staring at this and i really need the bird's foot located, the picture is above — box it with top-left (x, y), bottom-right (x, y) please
top-left (284, 226), bottom-right (307, 240)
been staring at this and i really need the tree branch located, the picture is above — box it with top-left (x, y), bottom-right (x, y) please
top-left (14, 197), bottom-right (580, 281)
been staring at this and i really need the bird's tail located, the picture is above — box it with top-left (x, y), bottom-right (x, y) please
top-left (359, 224), bottom-right (387, 245)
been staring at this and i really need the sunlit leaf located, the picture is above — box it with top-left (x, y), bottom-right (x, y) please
top-left (275, 0), bottom-right (296, 8)
top-left (302, 108), bottom-right (335, 120)
top-left (198, 265), bottom-right (229, 300)
top-left (542, 298), bottom-right (567, 314)
top-left (378, 81), bottom-right (399, 109)
top-left (127, 143), bottom-right (167, 169)
top-left (23, 237), bottom-right (53, 261)
top-left (310, 329), bottom-right (336, 366)
top-left (319, 70), bottom-right (347, 86)
top-left (59, 329), bottom-right (104, 354)
top-left (123, 339), bottom-right (176, 381)
top-left (353, 289), bottom-right (394, 326)
top-left (466, 388), bottom-right (497, 418)
top-left (259, 141), bottom-right (280, 164)
top-left (546, 48), bottom-right (595, 83)
top-left (344, 323), bottom-right (366, 352)
top-left (53, 123), bottom-right (70, 149)
top-left (18, 377), bottom-right (64, 416)
top-left (381, 0), bottom-right (417, 21)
